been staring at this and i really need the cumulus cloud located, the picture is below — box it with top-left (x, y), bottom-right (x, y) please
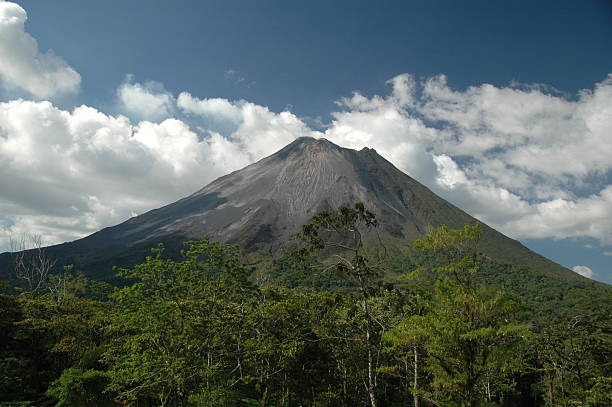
top-left (419, 74), bottom-right (612, 185)
top-left (177, 91), bottom-right (243, 135)
top-left (178, 91), bottom-right (317, 160)
top-left (572, 265), bottom-right (594, 279)
top-left (0, 1), bottom-right (80, 98)
top-left (117, 77), bottom-right (175, 121)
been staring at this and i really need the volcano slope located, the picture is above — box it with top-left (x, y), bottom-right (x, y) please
top-left (0, 137), bottom-right (600, 288)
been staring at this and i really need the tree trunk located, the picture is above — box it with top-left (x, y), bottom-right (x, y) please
top-left (366, 326), bottom-right (378, 407)
top-left (358, 275), bottom-right (378, 407)
top-left (548, 373), bottom-right (555, 407)
top-left (413, 345), bottom-right (420, 407)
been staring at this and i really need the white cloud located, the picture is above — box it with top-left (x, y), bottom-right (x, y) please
top-left (418, 74), bottom-right (612, 187)
top-left (178, 92), bottom-right (241, 121)
top-left (498, 187), bottom-right (612, 244)
top-left (572, 265), bottom-right (594, 279)
top-left (603, 252), bottom-right (612, 257)
top-left (178, 91), bottom-right (317, 161)
top-left (117, 77), bottom-right (174, 121)
top-left (0, 1), bottom-right (80, 98)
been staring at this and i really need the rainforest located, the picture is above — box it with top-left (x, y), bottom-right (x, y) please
top-left (1, 205), bottom-right (609, 407)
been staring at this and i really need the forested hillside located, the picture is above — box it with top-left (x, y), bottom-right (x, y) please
top-left (1, 205), bottom-right (610, 406)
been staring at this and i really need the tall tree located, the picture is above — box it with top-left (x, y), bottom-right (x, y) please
top-left (291, 203), bottom-right (385, 407)
top-left (400, 225), bottom-right (530, 406)
top-left (383, 289), bottom-right (429, 407)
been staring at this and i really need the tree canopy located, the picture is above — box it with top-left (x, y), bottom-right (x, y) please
top-left (0, 206), bottom-right (610, 406)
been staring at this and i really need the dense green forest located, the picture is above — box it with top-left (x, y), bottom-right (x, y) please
top-left (1, 205), bottom-right (610, 406)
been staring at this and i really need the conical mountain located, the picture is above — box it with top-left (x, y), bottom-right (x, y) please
top-left (0, 137), bottom-right (591, 282)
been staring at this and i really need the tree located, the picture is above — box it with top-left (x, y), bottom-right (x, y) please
top-left (0, 272), bottom-right (110, 403)
top-left (0, 281), bottom-right (33, 402)
top-left (10, 233), bottom-right (57, 295)
top-left (290, 203), bottom-right (385, 407)
top-left (397, 224), bottom-right (530, 406)
top-left (46, 368), bottom-right (113, 407)
top-left (533, 299), bottom-right (611, 407)
top-left (240, 288), bottom-right (340, 406)
top-left (104, 239), bottom-right (259, 406)
top-left (382, 288), bottom-right (429, 407)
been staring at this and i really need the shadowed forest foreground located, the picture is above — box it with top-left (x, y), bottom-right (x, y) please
top-left (1, 205), bottom-right (610, 406)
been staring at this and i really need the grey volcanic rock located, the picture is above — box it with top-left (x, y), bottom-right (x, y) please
top-left (0, 137), bottom-right (586, 282)
top-left (77, 137), bottom-right (434, 252)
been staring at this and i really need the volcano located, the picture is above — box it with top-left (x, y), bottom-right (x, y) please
top-left (0, 137), bottom-right (589, 282)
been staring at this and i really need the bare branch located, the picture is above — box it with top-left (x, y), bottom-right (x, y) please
top-left (10, 233), bottom-right (57, 295)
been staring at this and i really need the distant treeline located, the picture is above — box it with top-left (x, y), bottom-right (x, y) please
top-left (1, 205), bottom-right (610, 406)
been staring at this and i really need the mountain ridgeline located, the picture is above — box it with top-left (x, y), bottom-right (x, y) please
top-left (0, 137), bottom-right (595, 284)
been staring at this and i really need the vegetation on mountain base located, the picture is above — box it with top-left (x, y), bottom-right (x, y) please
top-left (0, 204), bottom-right (610, 406)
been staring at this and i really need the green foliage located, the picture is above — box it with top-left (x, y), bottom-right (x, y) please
top-left (0, 289), bottom-right (26, 400)
top-left (104, 239), bottom-right (258, 405)
top-left (46, 368), bottom-right (113, 407)
top-left (0, 272), bottom-right (109, 403)
top-left (413, 223), bottom-right (482, 284)
top-left (585, 376), bottom-right (612, 406)
top-left (263, 255), bottom-right (356, 290)
top-left (187, 389), bottom-right (258, 407)
top-left (410, 282), bottom-right (530, 406)
top-left (386, 223), bottom-right (532, 407)
top-left (0, 214), bottom-right (610, 406)
top-left (532, 305), bottom-right (611, 406)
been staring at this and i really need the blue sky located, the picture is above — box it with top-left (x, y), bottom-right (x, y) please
top-left (20, 0), bottom-right (612, 116)
top-left (0, 0), bottom-right (611, 283)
